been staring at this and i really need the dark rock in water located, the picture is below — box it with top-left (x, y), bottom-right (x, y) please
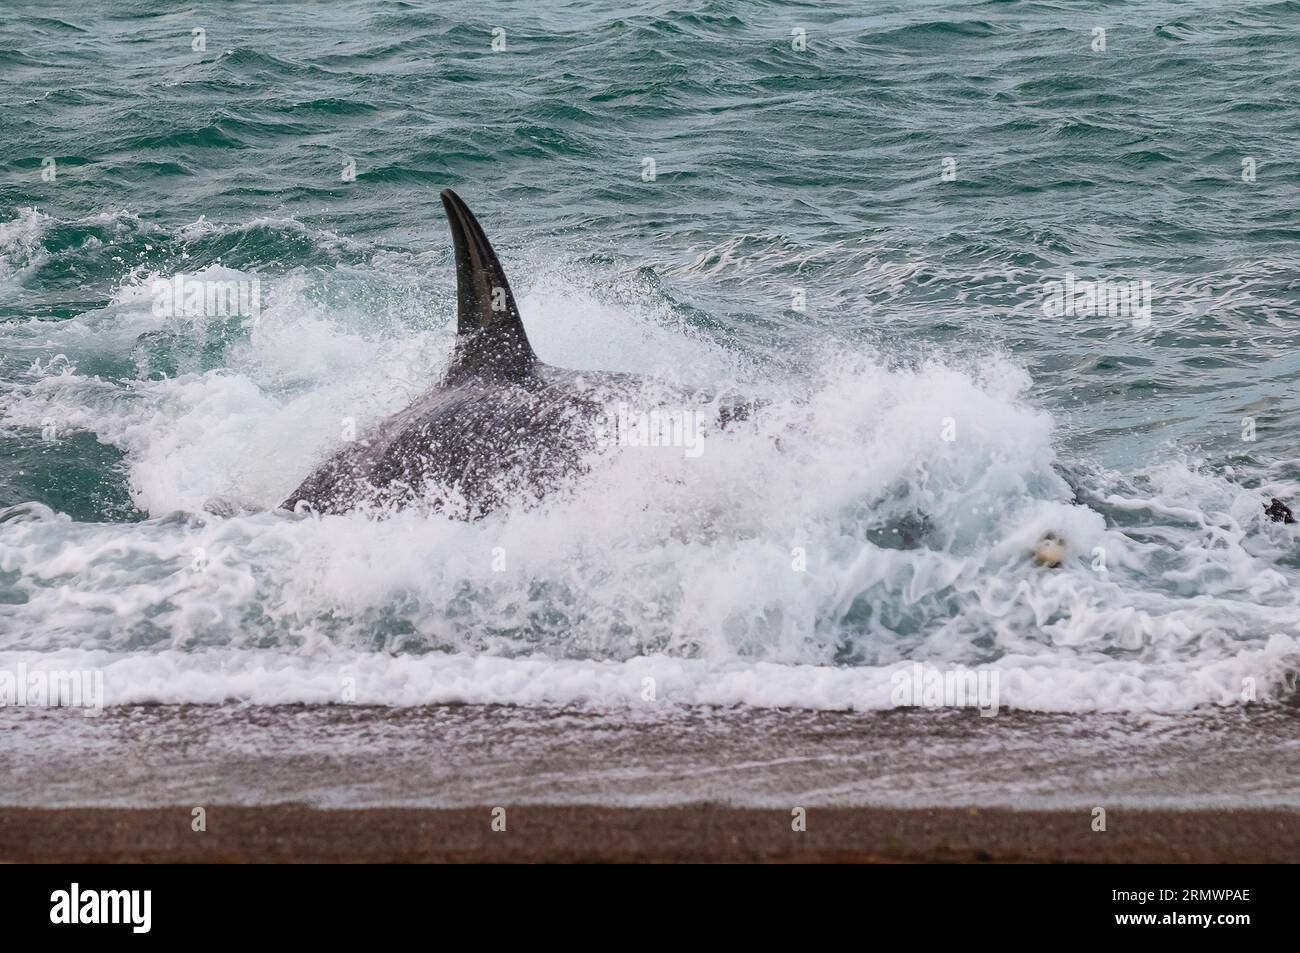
top-left (1264, 498), bottom-right (1295, 524)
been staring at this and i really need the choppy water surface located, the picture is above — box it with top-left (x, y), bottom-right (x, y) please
top-left (1, 1), bottom-right (1299, 714)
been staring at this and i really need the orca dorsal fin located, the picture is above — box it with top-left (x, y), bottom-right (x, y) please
top-left (440, 189), bottom-right (538, 381)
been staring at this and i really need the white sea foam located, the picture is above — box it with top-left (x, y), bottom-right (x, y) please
top-left (2, 249), bottom-right (1298, 713)
top-left (0, 208), bottom-right (52, 292)
top-left (0, 644), bottom-right (1293, 712)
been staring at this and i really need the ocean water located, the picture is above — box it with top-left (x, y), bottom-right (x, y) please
top-left (2, 0), bottom-right (1299, 715)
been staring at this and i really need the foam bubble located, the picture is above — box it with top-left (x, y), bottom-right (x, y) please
top-left (0, 208), bottom-right (51, 291)
top-left (2, 241), bottom-right (1298, 713)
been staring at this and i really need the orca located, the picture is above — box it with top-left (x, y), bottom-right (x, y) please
top-left (281, 189), bottom-right (651, 517)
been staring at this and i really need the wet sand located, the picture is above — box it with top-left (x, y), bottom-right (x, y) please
top-left (2, 804), bottom-right (1296, 862)
top-left (3, 703), bottom-right (1297, 810)
top-left (1, 703), bottom-right (1296, 862)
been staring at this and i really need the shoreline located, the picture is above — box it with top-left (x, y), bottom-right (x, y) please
top-left (2, 805), bottom-right (1296, 863)
top-left (3, 703), bottom-right (1295, 811)
top-left (4, 704), bottom-right (1295, 862)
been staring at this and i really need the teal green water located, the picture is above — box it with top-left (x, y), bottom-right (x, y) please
top-left (4, 2), bottom-right (1299, 475)
top-left (0, 1), bottom-right (1298, 711)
